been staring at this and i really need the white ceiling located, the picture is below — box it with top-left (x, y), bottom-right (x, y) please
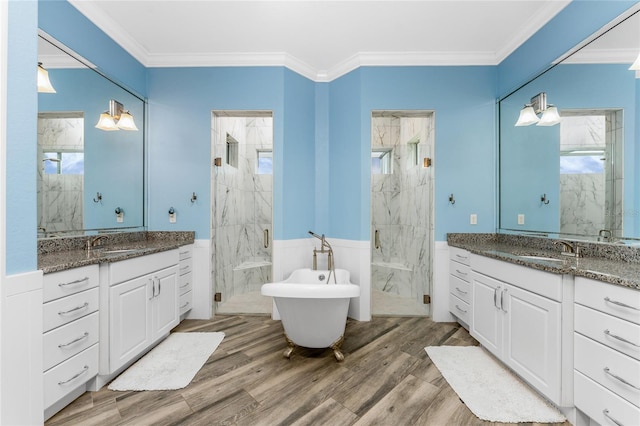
top-left (68, 0), bottom-right (572, 81)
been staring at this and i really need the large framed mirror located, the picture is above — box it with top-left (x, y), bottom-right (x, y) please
top-left (499, 6), bottom-right (639, 243)
top-left (37, 32), bottom-right (145, 238)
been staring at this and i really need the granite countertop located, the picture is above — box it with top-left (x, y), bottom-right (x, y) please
top-left (448, 233), bottom-right (640, 290)
top-left (38, 231), bottom-right (195, 274)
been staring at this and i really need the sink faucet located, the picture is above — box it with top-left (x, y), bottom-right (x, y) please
top-left (554, 240), bottom-right (581, 257)
top-left (87, 235), bottom-right (108, 251)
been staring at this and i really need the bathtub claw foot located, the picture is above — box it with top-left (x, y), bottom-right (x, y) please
top-left (330, 335), bottom-right (345, 362)
top-left (283, 335), bottom-right (295, 359)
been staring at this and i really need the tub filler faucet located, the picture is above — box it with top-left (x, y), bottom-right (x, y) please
top-left (309, 230), bottom-right (337, 284)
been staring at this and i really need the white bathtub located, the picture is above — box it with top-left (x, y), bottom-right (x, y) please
top-left (261, 268), bottom-right (360, 361)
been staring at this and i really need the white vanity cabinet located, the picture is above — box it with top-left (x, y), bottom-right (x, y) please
top-left (573, 277), bottom-right (640, 426)
top-left (449, 247), bottom-right (471, 326)
top-left (42, 265), bottom-right (100, 419)
top-left (470, 254), bottom-right (565, 406)
top-left (178, 244), bottom-right (194, 317)
top-left (99, 249), bottom-right (179, 379)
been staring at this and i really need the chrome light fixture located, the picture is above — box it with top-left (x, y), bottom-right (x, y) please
top-left (514, 92), bottom-right (561, 127)
top-left (37, 62), bottom-right (56, 93)
top-left (95, 99), bottom-right (138, 131)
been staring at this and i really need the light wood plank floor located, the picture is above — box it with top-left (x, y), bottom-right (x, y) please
top-left (46, 316), bottom-right (570, 426)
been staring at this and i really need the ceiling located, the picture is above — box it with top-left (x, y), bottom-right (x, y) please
top-left (68, 0), bottom-right (572, 81)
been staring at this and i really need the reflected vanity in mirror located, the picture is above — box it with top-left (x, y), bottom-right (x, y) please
top-left (37, 31), bottom-right (145, 238)
top-left (499, 6), bottom-right (639, 243)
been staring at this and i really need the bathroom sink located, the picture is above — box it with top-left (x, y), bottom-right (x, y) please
top-left (517, 255), bottom-right (564, 263)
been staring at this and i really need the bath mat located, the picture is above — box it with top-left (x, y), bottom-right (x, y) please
top-left (108, 332), bottom-right (224, 391)
top-left (425, 346), bottom-right (565, 423)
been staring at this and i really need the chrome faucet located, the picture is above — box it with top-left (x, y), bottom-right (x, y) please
top-left (309, 230), bottom-right (337, 283)
top-left (598, 229), bottom-right (612, 242)
top-left (554, 240), bottom-right (580, 257)
top-left (87, 235), bottom-right (108, 251)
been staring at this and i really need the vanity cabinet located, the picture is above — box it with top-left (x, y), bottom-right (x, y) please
top-left (573, 277), bottom-right (640, 425)
top-left (470, 254), bottom-right (564, 405)
top-left (178, 244), bottom-right (193, 317)
top-left (449, 247), bottom-right (471, 326)
top-left (42, 265), bottom-right (100, 418)
top-left (100, 249), bottom-right (179, 377)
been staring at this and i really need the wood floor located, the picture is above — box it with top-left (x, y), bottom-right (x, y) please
top-left (45, 315), bottom-right (570, 426)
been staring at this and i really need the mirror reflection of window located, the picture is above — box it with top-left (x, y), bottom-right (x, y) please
top-left (371, 149), bottom-right (393, 174)
top-left (257, 149), bottom-right (272, 174)
top-left (43, 152), bottom-right (84, 175)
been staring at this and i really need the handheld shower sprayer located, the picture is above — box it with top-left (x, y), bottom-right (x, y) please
top-left (308, 230), bottom-right (336, 283)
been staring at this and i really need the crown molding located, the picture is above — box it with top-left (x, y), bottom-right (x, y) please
top-left (562, 48), bottom-right (637, 64)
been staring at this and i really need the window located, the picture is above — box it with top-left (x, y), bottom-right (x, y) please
top-left (408, 139), bottom-right (420, 167)
top-left (257, 150), bottom-right (273, 174)
top-left (371, 149), bottom-right (392, 174)
top-left (226, 133), bottom-right (239, 168)
top-left (560, 151), bottom-right (604, 174)
top-left (43, 152), bottom-right (84, 175)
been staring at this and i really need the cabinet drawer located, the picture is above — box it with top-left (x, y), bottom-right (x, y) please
top-left (179, 245), bottom-right (193, 261)
top-left (575, 277), bottom-right (640, 325)
top-left (179, 271), bottom-right (193, 296)
top-left (449, 247), bottom-right (470, 266)
top-left (575, 370), bottom-right (640, 426)
top-left (178, 260), bottom-right (192, 277)
top-left (43, 287), bottom-right (99, 332)
top-left (43, 344), bottom-right (98, 409)
top-left (43, 265), bottom-right (99, 303)
top-left (179, 290), bottom-right (192, 315)
top-left (450, 274), bottom-right (471, 303)
top-left (43, 312), bottom-right (99, 372)
top-left (575, 304), bottom-right (640, 361)
top-left (449, 261), bottom-right (471, 283)
top-left (575, 333), bottom-right (640, 407)
top-left (449, 293), bottom-right (470, 325)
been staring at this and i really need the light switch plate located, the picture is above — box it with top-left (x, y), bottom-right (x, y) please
top-left (470, 214), bottom-right (477, 225)
top-left (518, 214), bottom-right (525, 225)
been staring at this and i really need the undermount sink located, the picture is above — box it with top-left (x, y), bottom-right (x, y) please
top-left (518, 255), bottom-right (564, 263)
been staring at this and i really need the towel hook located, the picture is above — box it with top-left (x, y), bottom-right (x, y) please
top-left (190, 192), bottom-right (198, 203)
top-left (93, 192), bottom-right (102, 203)
top-left (449, 194), bottom-right (455, 205)
top-left (541, 193), bottom-right (550, 205)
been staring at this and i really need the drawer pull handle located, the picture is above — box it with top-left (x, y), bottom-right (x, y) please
top-left (58, 277), bottom-right (89, 288)
top-left (58, 302), bottom-right (89, 316)
top-left (180, 301), bottom-right (190, 309)
top-left (58, 332), bottom-right (89, 349)
top-left (604, 297), bottom-right (640, 312)
top-left (58, 365), bottom-right (89, 385)
top-left (455, 254), bottom-right (468, 260)
top-left (180, 266), bottom-right (190, 273)
top-left (455, 269), bottom-right (468, 276)
top-left (604, 367), bottom-right (640, 390)
top-left (604, 329), bottom-right (640, 347)
top-left (603, 409), bottom-right (624, 426)
top-left (455, 305), bottom-right (467, 313)
top-left (455, 287), bottom-right (468, 295)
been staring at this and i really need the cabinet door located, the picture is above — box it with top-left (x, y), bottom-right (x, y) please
top-left (152, 266), bottom-right (178, 340)
top-left (503, 283), bottom-right (561, 405)
top-left (471, 272), bottom-right (503, 357)
top-left (109, 276), bottom-right (152, 371)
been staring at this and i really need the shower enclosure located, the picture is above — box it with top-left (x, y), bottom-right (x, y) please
top-left (370, 111), bottom-right (434, 316)
top-left (211, 111), bottom-right (274, 314)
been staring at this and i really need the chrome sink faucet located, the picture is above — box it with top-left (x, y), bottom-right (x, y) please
top-left (554, 240), bottom-right (581, 257)
top-left (87, 235), bottom-right (108, 251)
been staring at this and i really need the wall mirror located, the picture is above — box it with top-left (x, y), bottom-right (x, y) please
top-left (499, 6), bottom-right (639, 243)
top-left (37, 32), bottom-right (145, 238)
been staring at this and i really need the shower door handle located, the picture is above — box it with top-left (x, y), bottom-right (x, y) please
top-left (264, 229), bottom-right (269, 249)
top-left (374, 229), bottom-right (380, 249)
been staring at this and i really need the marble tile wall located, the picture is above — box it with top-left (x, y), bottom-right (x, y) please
top-left (37, 115), bottom-right (84, 234)
top-left (371, 114), bottom-right (434, 306)
top-left (211, 116), bottom-right (273, 303)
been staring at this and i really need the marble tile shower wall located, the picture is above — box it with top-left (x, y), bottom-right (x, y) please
top-left (37, 116), bottom-right (84, 233)
top-left (371, 116), bottom-right (433, 302)
top-left (212, 116), bottom-right (273, 303)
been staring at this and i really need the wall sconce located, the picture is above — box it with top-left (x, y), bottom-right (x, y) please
top-left (37, 62), bottom-right (56, 93)
top-left (95, 99), bottom-right (139, 131)
top-left (514, 92), bottom-right (561, 127)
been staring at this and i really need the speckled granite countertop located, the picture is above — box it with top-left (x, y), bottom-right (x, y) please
top-left (448, 233), bottom-right (640, 290)
top-left (38, 231), bottom-right (195, 274)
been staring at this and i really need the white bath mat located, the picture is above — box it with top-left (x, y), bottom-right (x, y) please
top-left (425, 346), bottom-right (565, 423)
top-left (108, 332), bottom-right (224, 391)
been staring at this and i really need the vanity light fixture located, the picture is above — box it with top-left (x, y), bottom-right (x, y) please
top-left (514, 92), bottom-right (561, 127)
top-left (37, 62), bottom-right (56, 93)
top-left (95, 99), bottom-right (139, 131)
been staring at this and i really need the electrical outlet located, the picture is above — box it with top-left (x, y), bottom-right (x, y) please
top-left (116, 215), bottom-right (124, 223)
top-left (470, 214), bottom-right (477, 225)
top-left (518, 214), bottom-right (525, 225)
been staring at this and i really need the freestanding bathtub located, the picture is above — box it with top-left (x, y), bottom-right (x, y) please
top-left (261, 268), bottom-right (360, 361)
